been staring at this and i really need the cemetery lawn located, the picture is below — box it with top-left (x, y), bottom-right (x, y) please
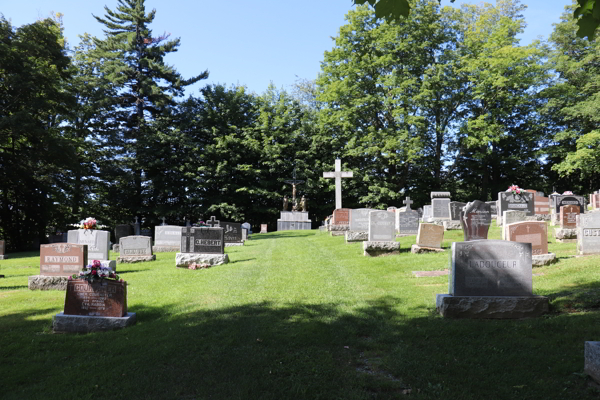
top-left (2, 224), bottom-right (600, 399)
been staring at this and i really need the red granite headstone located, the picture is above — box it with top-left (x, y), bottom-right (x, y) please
top-left (332, 208), bottom-right (350, 225)
top-left (40, 243), bottom-right (88, 276)
top-left (560, 204), bottom-right (580, 229)
top-left (64, 279), bottom-right (127, 317)
top-left (507, 221), bottom-right (548, 255)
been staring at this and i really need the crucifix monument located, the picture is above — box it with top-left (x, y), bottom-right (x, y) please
top-left (323, 158), bottom-right (353, 210)
top-left (284, 169), bottom-right (305, 211)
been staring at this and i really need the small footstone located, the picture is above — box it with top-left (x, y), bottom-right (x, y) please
top-left (225, 243), bottom-right (244, 247)
top-left (117, 255), bottom-right (156, 263)
top-left (28, 275), bottom-right (70, 290)
top-left (412, 270), bottom-right (448, 278)
top-left (585, 342), bottom-right (600, 384)
top-left (175, 253), bottom-right (229, 267)
top-left (346, 231), bottom-right (368, 243)
top-left (532, 253), bottom-right (557, 267)
top-left (443, 221), bottom-right (461, 230)
top-left (411, 244), bottom-right (445, 254)
top-left (436, 294), bottom-right (549, 319)
top-left (554, 228), bottom-right (577, 241)
top-left (363, 241), bottom-right (400, 257)
top-left (53, 312), bottom-right (136, 333)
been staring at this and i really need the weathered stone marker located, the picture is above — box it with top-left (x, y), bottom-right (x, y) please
top-left (118, 236), bottom-right (155, 263)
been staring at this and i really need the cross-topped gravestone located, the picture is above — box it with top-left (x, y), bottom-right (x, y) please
top-left (403, 197), bottom-right (413, 211)
top-left (161, 217), bottom-right (167, 226)
top-left (206, 216), bottom-right (220, 228)
top-left (323, 158), bottom-right (353, 210)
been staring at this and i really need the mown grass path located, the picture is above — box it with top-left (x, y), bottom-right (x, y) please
top-left (1, 226), bottom-right (600, 399)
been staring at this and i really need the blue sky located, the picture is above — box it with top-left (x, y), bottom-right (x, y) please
top-left (3, 0), bottom-right (571, 97)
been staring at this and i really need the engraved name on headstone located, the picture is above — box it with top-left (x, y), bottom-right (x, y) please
top-left (39, 243), bottom-right (88, 276)
top-left (332, 208), bottom-right (351, 225)
top-left (368, 211), bottom-right (395, 241)
top-left (119, 236), bottom-right (153, 256)
top-left (460, 200), bottom-right (492, 241)
top-left (498, 191), bottom-right (535, 217)
top-left (64, 279), bottom-right (127, 317)
top-left (560, 204), bottom-right (580, 229)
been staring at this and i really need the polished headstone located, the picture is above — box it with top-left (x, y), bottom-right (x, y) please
top-left (368, 210), bottom-right (395, 242)
top-left (560, 204), bottom-right (579, 229)
top-left (460, 200), bottom-right (492, 241)
top-left (39, 243), bottom-right (88, 276)
top-left (506, 221), bottom-right (548, 256)
top-left (67, 229), bottom-right (109, 261)
top-left (498, 191), bottom-right (535, 217)
top-left (449, 202), bottom-right (467, 221)
top-left (181, 227), bottom-right (224, 254)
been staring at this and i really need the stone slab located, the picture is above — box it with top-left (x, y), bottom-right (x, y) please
top-left (416, 223), bottom-right (444, 248)
top-left (443, 220), bottom-right (462, 230)
top-left (436, 294), bottom-right (549, 319)
top-left (578, 213), bottom-right (600, 255)
top-left (39, 243), bottom-right (87, 276)
top-left (225, 243), bottom-right (244, 247)
top-left (330, 231), bottom-right (346, 236)
top-left (585, 341), bottom-right (600, 384)
top-left (506, 221), bottom-right (548, 256)
top-left (154, 225), bottom-right (183, 247)
top-left (461, 200), bottom-right (492, 241)
top-left (53, 312), bottom-right (136, 333)
top-left (432, 198), bottom-right (451, 219)
top-left (411, 244), bottom-right (445, 254)
top-left (28, 275), bottom-right (69, 290)
top-left (175, 252), bottom-right (229, 267)
top-left (448, 202), bottom-right (466, 221)
top-left (345, 231), bottom-right (368, 243)
top-left (498, 191), bottom-right (535, 217)
top-left (117, 255), bottom-right (156, 263)
top-left (368, 210), bottom-right (396, 242)
top-left (64, 279), bottom-right (127, 317)
top-left (363, 241), bottom-right (401, 257)
top-left (396, 210), bottom-right (419, 235)
top-left (532, 253), bottom-right (557, 267)
top-left (350, 208), bottom-right (375, 232)
top-left (502, 210), bottom-right (526, 240)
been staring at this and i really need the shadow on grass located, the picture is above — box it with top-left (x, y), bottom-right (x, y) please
top-left (230, 258), bottom-right (256, 263)
top-left (2, 294), bottom-right (600, 400)
top-left (0, 285), bottom-right (29, 290)
top-left (116, 269), bottom-right (146, 274)
top-left (2, 251), bottom-right (40, 259)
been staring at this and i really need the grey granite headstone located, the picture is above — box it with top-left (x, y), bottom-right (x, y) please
top-left (450, 240), bottom-right (533, 296)
top-left (460, 200), bottom-right (492, 241)
top-left (423, 205), bottom-right (432, 221)
top-left (119, 236), bottom-right (153, 257)
top-left (498, 191), bottom-right (534, 217)
top-left (449, 202), bottom-right (467, 221)
top-left (502, 210), bottom-right (526, 240)
top-left (368, 211), bottom-right (395, 242)
top-left (67, 229), bottom-right (109, 261)
top-left (578, 213), bottom-right (600, 255)
top-left (397, 209), bottom-right (419, 235)
top-left (181, 227), bottom-right (224, 254)
top-left (432, 198), bottom-right (451, 219)
top-left (350, 208), bottom-right (374, 232)
top-left (154, 225), bottom-right (183, 251)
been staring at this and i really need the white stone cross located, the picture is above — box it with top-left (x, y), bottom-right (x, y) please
top-left (323, 158), bottom-right (353, 210)
top-left (403, 197), bottom-right (413, 211)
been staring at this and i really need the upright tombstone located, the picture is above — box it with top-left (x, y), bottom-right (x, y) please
top-left (501, 210), bottom-right (527, 240)
top-left (346, 208), bottom-right (373, 243)
top-left (114, 224), bottom-right (133, 252)
top-left (117, 236), bottom-right (155, 263)
top-left (460, 200), bottom-right (492, 241)
top-left (412, 223), bottom-right (445, 253)
top-left (552, 195), bottom-right (586, 226)
top-left (431, 191), bottom-right (451, 220)
top-left (222, 221), bottom-right (244, 246)
top-left (133, 216), bottom-right (141, 236)
top-left (241, 222), bottom-right (252, 235)
top-left (28, 243), bottom-right (88, 290)
top-left (555, 205), bottom-right (579, 243)
top-left (422, 205), bottom-right (432, 222)
top-left (486, 201), bottom-right (498, 218)
top-left (323, 158), bottom-right (353, 210)
top-left (498, 191), bottom-right (535, 218)
top-left (260, 224), bottom-right (268, 234)
top-left (363, 210), bottom-right (400, 256)
top-left (578, 213), bottom-right (600, 256)
top-left (153, 225), bottom-right (183, 252)
top-left (448, 202), bottom-right (467, 221)
top-left (67, 229), bottom-right (110, 263)
top-left (176, 227), bottom-right (229, 266)
top-left (506, 221), bottom-right (555, 266)
top-left (0, 239), bottom-right (5, 260)
top-left (530, 191), bottom-right (549, 215)
top-left (397, 205), bottom-right (420, 237)
top-left (329, 208), bottom-right (350, 235)
top-left (436, 240), bottom-right (549, 318)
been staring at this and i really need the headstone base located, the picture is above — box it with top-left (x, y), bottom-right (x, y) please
top-left (554, 228), bottom-right (577, 241)
top-left (330, 231), bottom-right (345, 236)
top-left (363, 241), bottom-right (401, 257)
top-left (556, 238), bottom-right (577, 243)
top-left (175, 253), bottom-right (229, 267)
top-left (0, 255), bottom-right (5, 260)
top-left (53, 312), bottom-right (136, 333)
top-left (276, 220), bottom-right (312, 231)
top-left (532, 253), bottom-right (557, 267)
top-left (329, 224), bottom-right (349, 232)
top-left (585, 342), bottom-right (600, 384)
top-left (411, 244), bottom-right (444, 254)
top-left (152, 245), bottom-right (180, 253)
top-left (529, 214), bottom-right (551, 221)
top-left (112, 244), bottom-right (120, 253)
top-left (345, 231), bottom-right (368, 242)
top-left (428, 219), bottom-right (446, 226)
top-left (443, 220), bottom-right (462, 230)
top-left (436, 294), bottom-right (549, 319)
top-left (28, 275), bottom-right (69, 290)
top-left (396, 233), bottom-right (415, 237)
top-left (225, 243), bottom-right (244, 247)
top-left (117, 255), bottom-right (156, 263)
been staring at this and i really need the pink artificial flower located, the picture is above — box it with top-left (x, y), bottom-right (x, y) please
top-left (91, 270), bottom-right (97, 275)
top-left (92, 260), bottom-right (101, 268)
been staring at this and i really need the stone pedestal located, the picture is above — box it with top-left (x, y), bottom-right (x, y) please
top-left (554, 228), bottom-right (577, 243)
top-left (53, 312), bottom-right (136, 333)
top-left (277, 211), bottom-right (312, 231)
top-left (443, 220), bottom-right (462, 230)
top-left (363, 241), bottom-right (401, 257)
top-left (345, 231), bottom-right (367, 243)
top-left (532, 253), bottom-right (557, 267)
top-left (117, 255), bottom-right (156, 263)
top-left (585, 342), bottom-right (600, 384)
top-left (411, 244), bottom-right (445, 254)
top-left (28, 275), bottom-right (70, 290)
top-left (436, 294), bottom-right (549, 319)
top-left (175, 252), bottom-right (229, 267)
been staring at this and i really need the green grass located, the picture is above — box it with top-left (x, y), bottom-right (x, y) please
top-left (1, 222), bottom-right (600, 399)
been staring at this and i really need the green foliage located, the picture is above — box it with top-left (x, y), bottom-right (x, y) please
top-left (574, 0), bottom-right (600, 39)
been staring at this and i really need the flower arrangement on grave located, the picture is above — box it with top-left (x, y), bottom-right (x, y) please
top-left (506, 185), bottom-right (525, 196)
top-left (188, 263), bottom-right (211, 270)
top-left (70, 260), bottom-right (121, 283)
top-left (562, 191), bottom-right (574, 195)
top-left (194, 220), bottom-right (208, 227)
top-left (70, 217), bottom-right (107, 230)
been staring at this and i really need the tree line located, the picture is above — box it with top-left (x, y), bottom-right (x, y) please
top-left (1, 0), bottom-right (598, 250)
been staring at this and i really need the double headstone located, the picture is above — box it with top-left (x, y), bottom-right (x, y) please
top-left (578, 213), bottom-right (600, 256)
top-left (363, 210), bottom-right (400, 256)
top-left (28, 243), bottom-right (88, 291)
top-left (436, 240), bottom-right (549, 318)
top-left (118, 236), bottom-right (155, 263)
top-left (498, 191), bottom-right (535, 219)
top-left (176, 226), bottom-right (229, 266)
top-left (460, 200), bottom-right (492, 241)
